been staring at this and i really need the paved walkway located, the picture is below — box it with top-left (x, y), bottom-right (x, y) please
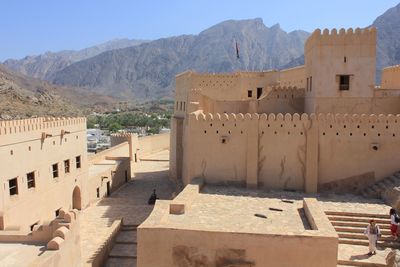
top-left (79, 150), bottom-right (176, 266)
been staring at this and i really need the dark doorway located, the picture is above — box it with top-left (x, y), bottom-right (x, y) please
top-left (106, 182), bottom-right (111, 196)
top-left (72, 186), bottom-right (82, 210)
top-left (257, 87), bottom-right (263, 99)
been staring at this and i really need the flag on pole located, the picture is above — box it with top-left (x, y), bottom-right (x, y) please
top-left (235, 41), bottom-right (240, 59)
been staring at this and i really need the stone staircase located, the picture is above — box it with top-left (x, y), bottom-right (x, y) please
top-left (326, 211), bottom-right (399, 267)
top-left (104, 224), bottom-right (138, 267)
top-left (361, 172), bottom-right (400, 199)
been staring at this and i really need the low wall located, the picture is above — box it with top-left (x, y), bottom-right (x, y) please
top-left (138, 133), bottom-right (170, 158)
top-left (138, 196), bottom-right (338, 267)
top-left (84, 219), bottom-right (122, 267)
top-left (0, 209), bottom-right (82, 267)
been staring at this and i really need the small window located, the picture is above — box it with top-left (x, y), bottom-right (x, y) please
top-left (27, 172), bottom-right (35, 189)
top-left (30, 222), bottom-right (38, 231)
top-left (344, 57), bottom-right (347, 63)
top-left (96, 188), bottom-right (100, 198)
top-left (183, 102), bottom-right (186, 111)
top-left (310, 76), bottom-right (312, 91)
top-left (257, 87), bottom-right (263, 99)
top-left (52, 163), bottom-right (59, 178)
top-left (55, 208), bottom-right (61, 217)
top-left (9, 178), bottom-right (18, 195)
top-left (339, 75), bottom-right (350, 90)
top-left (248, 90), bottom-right (253, 98)
top-left (76, 156), bottom-right (81, 169)
top-left (64, 160), bottom-right (70, 174)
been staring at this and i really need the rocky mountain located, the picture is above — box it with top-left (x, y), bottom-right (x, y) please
top-left (283, 3), bottom-right (400, 80)
top-left (3, 38), bottom-right (148, 80)
top-left (0, 64), bottom-right (116, 119)
top-left (4, 3), bottom-right (400, 101)
top-left (373, 3), bottom-right (400, 78)
top-left (49, 19), bottom-right (309, 99)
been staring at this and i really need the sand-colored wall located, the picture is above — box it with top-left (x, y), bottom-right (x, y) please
top-left (30, 210), bottom-right (81, 267)
top-left (181, 112), bottom-right (400, 193)
top-left (279, 65), bottom-right (306, 88)
top-left (0, 118), bottom-right (88, 231)
top-left (138, 228), bottom-right (337, 267)
top-left (381, 65), bottom-right (400, 89)
top-left (138, 195), bottom-right (337, 267)
top-left (137, 133), bottom-right (170, 158)
top-left (257, 87), bottom-right (305, 114)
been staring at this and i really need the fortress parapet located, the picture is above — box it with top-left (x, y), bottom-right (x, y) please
top-left (0, 117), bottom-right (86, 136)
top-left (305, 27), bottom-right (376, 52)
top-left (381, 65), bottom-right (400, 89)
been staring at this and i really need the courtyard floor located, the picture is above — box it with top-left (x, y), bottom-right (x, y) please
top-left (78, 149), bottom-right (399, 267)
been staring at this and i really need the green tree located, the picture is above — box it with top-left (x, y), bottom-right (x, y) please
top-left (108, 122), bottom-right (122, 132)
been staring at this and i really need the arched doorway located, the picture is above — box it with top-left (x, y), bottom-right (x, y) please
top-left (72, 186), bottom-right (82, 210)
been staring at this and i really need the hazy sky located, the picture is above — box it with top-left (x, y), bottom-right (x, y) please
top-left (0, 0), bottom-right (399, 61)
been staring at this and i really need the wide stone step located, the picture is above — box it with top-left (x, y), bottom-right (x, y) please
top-left (331, 221), bottom-right (391, 229)
top-left (337, 232), bottom-right (393, 241)
top-left (116, 231), bottom-right (137, 244)
top-left (334, 227), bottom-right (391, 235)
top-left (328, 216), bottom-right (389, 224)
top-left (325, 211), bottom-right (389, 219)
top-left (109, 244), bottom-right (137, 258)
top-left (339, 238), bottom-right (400, 249)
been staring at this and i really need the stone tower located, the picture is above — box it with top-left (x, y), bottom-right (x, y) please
top-left (304, 28), bottom-right (376, 114)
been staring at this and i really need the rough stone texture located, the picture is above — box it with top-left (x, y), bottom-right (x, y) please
top-left (382, 186), bottom-right (400, 210)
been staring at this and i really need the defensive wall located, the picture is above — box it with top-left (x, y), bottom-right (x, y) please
top-left (278, 65), bottom-right (305, 88)
top-left (0, 117), bottom-right (88, 231)
top-left (381, 65), bottom-right (400, 89)
top-left (182, 112), bottom-right (400, 193)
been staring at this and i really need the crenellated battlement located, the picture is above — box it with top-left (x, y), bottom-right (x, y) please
top-left (110, 132), bottom-right (135, 147)
top-left (189, 112), bottom-right (400, 125)
top-left (383, 65), bottom-right (400, 71)
top-left (305, 27), bottom-right (376, 52)
top-left (263, 86), bottom-right (305, 100)
top-left (0, 117), bottom-right (86, 135)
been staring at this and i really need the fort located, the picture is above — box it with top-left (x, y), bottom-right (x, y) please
top-left (1, 27), bottom-right (400, 267)
top-left (140, 27), bottom-right (400, 267)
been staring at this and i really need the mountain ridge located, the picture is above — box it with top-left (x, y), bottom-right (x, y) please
top-left (49, 18), bottom-right (309, 99)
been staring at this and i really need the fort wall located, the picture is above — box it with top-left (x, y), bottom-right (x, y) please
top-left (0, 117), bottom-right (88, 231)
top-left (257, 86), bottom-right (305, 114)
top-left (279, 65), bottom-right (306, 88)
top-left (182, 112), bottom-right (400, 193)
top-left (381, 65), bottom-right (400, 89)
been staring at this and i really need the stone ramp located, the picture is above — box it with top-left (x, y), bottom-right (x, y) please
top-left (361, 172), bottom-right (400, 199)
top-left (326, 211), bottom-right (398, 266)
top-left (104, 224), bottom-right (138, 267)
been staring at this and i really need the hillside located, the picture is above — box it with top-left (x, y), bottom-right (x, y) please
top-left (0, 64), bottom-right (116, 119)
